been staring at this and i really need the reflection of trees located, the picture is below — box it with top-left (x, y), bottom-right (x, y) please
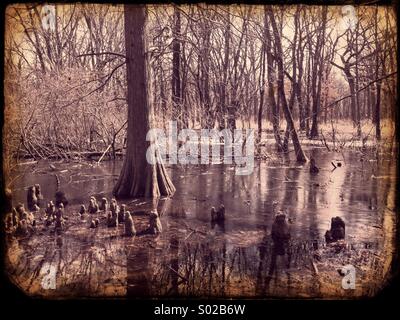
top-left (281, 167), bottom-right (301, 211)
top-left (7, 147), bottom-right (394, 298)
top-left (7, 215), bottom-right (385, 298)
top-left (264, 166), bottom-right (283, 219)
top-left (149, 235), bottom-right (317, 297)
top-left (168, 233), bottom-right (179, 296)
top-left (151, 240), bottom-right (248, 296)
top-left (341, 151), bottom-right (380, 229)
top-left (380, 145), bottom-right (396, 209)
top-left (306, 149), bottom-right (320, 240)
top-left (127, 244), bottom-right (150, 296)
top-left (6, 224), bottom-right (128, 297)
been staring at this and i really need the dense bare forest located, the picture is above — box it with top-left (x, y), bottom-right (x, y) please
top-left (4, 4), bottom-right (397, 171)
top-left (2, 3), bottom-right (398, 299)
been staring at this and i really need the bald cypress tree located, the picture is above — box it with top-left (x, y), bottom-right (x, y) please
top-left (113, 5), bottom-right (175, 198)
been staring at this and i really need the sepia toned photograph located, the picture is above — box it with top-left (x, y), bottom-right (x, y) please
top-left (1, 1), bottom-right (398, 301)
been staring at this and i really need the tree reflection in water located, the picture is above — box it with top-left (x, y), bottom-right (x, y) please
top-left (5, 147), bottom-right (396, 298)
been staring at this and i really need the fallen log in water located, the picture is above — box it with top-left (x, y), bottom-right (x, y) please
top-left (16, 149), bottom-right (124, 160)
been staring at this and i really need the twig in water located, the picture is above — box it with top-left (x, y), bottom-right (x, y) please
top-left (97, 144), bottom-right (111, 164)
top-left (168, 266), bottom-right (189, 283)
top-left (184, 231), bottom-right (195, 241)
top-left (320, 130), bottom-right (330, 151)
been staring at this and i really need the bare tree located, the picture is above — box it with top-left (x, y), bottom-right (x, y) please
top-left (172, 5), bottom-right (183, 129)
top-left (267, 6), bottom-right (307, 162)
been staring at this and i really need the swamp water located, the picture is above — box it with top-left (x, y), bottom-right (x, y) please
top-left (5, 146), bottom-right (397, 298)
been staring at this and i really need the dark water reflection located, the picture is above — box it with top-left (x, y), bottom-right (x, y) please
top-left (7, 146), bottom-right (396, 298)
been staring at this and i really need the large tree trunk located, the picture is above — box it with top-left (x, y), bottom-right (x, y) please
top-left (375, 79), bottom-right (382, 141)
top-left (354, 27), bottom-right (362, 137)
top-left (283, 6), bottom-right (300, 151)
top-left (172, 6), bottom-right (182, 129)
top-left (343, 64), bottom-right (358, 132)
top-left (257, 12), bottom-right (267, 144)
top-left (296, 8), bottom-right (306, 132)
top-left (200, 15), bottom-right (213, 128)
top-left (305, 48), bottom-right (311, 136)
top-left (309, 7), bottom-right (327, 139)
top-left (374, 6), bottom-right (382, 141)
top-left (218, 8), bottom-right (230, 130)
top-left (267, 7), bottom-right (307, 162)
top-left (113, 5), bottom-right (175, 198)
top-left (264, 7), bottom-right (282, 150)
